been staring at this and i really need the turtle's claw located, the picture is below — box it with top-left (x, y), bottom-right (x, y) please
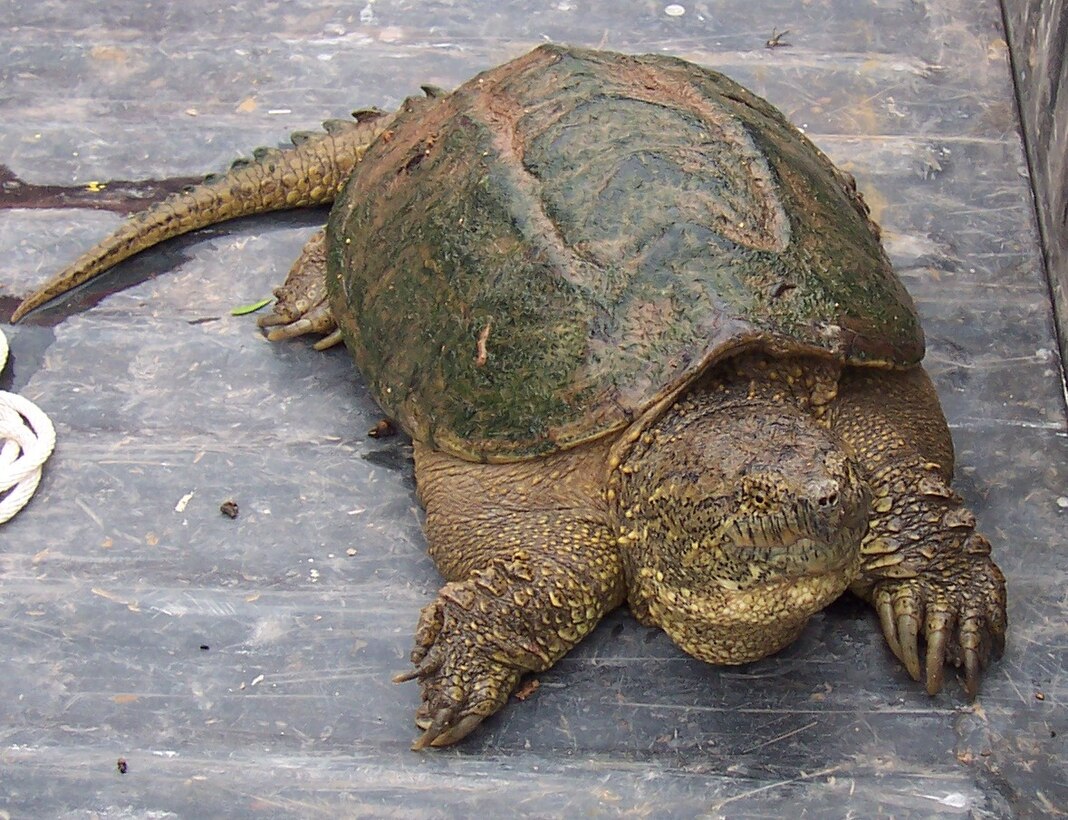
top-left (873, 550), bottom-right (1005, 698)
top-left (924, 611), bottom-right (951, 695)
top-left (313, 329), bottom-right (344, 350)
top-left (896, 609), bottom-right (922, 682)
top-left (259, 301), bottom-right (337, 343)
top-left (255, 227), bottom-right (339, 348)
top-left (412, 710), bottom-right (484, 749)
top-left (395, 584), bottom-right (522, 750)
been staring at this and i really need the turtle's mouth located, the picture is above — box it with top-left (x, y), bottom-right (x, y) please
top-left (683, 505), bottom-right (868, 583)
top-left (640, 507), bottom-right (868, 664)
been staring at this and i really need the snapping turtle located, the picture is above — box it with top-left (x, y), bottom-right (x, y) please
top-left (13, 45), bottom-right (1006, 748)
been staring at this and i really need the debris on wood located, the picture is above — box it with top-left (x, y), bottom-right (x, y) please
top-left (368, 419), bottom-right (396, 438)
top-left (514, 678), bottom-right (541, 701)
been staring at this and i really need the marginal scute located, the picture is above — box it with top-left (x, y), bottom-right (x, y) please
top-left (326, 44), bottom-right (924, 461)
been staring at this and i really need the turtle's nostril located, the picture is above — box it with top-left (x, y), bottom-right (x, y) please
top-left (806, 479), bottom-right (841, 512)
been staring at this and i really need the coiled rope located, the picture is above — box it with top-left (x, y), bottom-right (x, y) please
top-left (0, 327), bottom-right (55, 523)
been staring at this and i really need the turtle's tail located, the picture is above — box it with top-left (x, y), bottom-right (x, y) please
top-left (11, 109), bottom-right (393, 323)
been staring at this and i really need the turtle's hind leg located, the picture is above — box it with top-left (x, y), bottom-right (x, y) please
top-left (257, 228), bottom-right (342, 350)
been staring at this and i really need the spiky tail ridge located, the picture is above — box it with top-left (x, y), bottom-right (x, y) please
top-left (11, 110), bottom-right (392, 322)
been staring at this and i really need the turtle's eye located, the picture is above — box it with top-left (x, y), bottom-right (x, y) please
top-left (738, 475), bottom-right (780, 513)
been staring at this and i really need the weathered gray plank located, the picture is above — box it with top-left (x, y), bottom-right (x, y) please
top-left (1002, 0), bottom-right (1068, 366)
top-left (1, 0), bottom-right (1064, 816)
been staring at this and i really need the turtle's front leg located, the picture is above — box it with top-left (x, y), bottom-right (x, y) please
top-left (397, 537), bottom-right (623, 748)
top-left (400, 444), bottom-right (625, 748)
top-left (833, 367), bottom-right (1007, 697)
top-left (257, 228), bottom-right (342, 349)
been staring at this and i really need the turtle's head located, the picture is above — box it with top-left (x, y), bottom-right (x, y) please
top-left (614, 383), bottom-right (869, 665)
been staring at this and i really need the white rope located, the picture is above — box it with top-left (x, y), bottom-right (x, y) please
top-left (0, 327), bottom-right (56, 524)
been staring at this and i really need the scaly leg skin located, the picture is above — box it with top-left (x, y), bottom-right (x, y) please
top-left (834, 367), bottom-right (1007, 697)
top-left (397, 441), bottom-right (625, 748)
top-left (256, 228), bottom-right (343, 350)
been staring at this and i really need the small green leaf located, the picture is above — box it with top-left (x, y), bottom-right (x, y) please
top-left (230, 298), bottom-right (273, 316)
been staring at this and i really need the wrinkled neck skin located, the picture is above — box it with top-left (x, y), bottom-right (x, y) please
top-left (613, 353), bottom-right (870, 665)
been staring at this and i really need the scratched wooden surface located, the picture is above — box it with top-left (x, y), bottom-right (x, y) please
top-left (1, 1), bottom-right (1065, 816)
top-left (1002, 0), bottom-right (1068, 369)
